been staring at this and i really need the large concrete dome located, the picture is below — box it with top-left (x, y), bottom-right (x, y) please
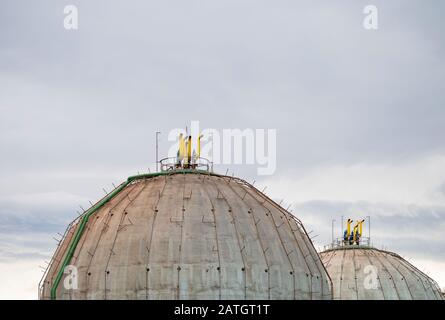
top-left (320, 246), bottom-right (443, 300)
top-left (40, 171), bottom-right (332, 300)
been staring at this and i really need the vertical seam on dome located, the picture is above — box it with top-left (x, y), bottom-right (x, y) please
top-left (103, 181), bottom-right (148, 299)
top-left (321, 251), bottom-right (336, 299)
top-left (208, 178), bottom-right (247, 299)
top-left (232, 176), bottom-right (331, 300)
top-left (296, 225), bottom-right (326, 298)
top-left (372, 251), bottom-right (401, 300)
top-left (201, 176), bottom-right (222, 300)
top-left (223, 177), bottom-right (271, 299)
top-left (352, 249), bottom-right (359, 300)
top-left (407, 260), bottom-right (442, 298)
top-left (396, 255), bottom-right (431, 299)
top-left (361, 250), bottom-right (386, 300)
top-left (232, 178), bottom-right (315, 299)
top-left (125, 180), bottom-right (156, 298)
top-left (378, 248), bottom-right (441, 299)
top-left (256, 198), bottom-right (322, 298)
top-left (69, 201), bottom-right (106, 299)
top-left (286, 215), bottom-right (331, 299)
top-left (176, 174), bottom-right (187, 299)
top-left (382, 252), bottom-right (414, 299)
top-left (339, 249), bottom-right (346, 300)
top-left (323, 249), bottom-right (336, 270)
top-left (145, 175), bottom-right (168, 299)
top-left (398, 255), bottom-right (443, 300)
top-left (84, 183), bottom-right (139, 299)
top-left (238, 183), bottom-right (297, 300)
top-left (286, 217), bottom-right (314, 299)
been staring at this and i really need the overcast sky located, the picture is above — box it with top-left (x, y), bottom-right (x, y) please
top-left (1, 0), bottom-right (444, 299)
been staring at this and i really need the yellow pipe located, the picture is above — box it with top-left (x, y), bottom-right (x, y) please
top-left (179, 134), bottom-right (185, 160)
top-left (359, 219), bottom-right (364, 236)
top-left (353, 223), bottom-right (359, 242)
top-left (197, 134), bottom-right (203, 158)
top-left (184, 138), bottom-right (188, 164)
top-left (346, 219), bottom-right (352, 238)
top-left (187, 136), bottom-right (192, 164)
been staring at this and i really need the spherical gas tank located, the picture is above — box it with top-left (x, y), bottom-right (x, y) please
top-left (40, 171), bottom-right (332, 300)
top-left (320, 246), bottom-right (443, 300)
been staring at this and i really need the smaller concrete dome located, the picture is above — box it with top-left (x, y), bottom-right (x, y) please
top-left (320, 247), bottom-right (443, 300)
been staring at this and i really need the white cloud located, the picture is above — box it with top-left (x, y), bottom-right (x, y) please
top-left (0, 230), bottom-right (55, 300)
top-left (0, 259), bottom-right (45, 300)
top-left (261, 154), bottom-right (445, 207)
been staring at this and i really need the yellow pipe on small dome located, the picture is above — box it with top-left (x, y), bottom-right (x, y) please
top-left (359, 219), bottom-right (365, 236)
top-left (346, 219), bottom-right (352, 238)
top-left (353, 223), bottom-right (359, 242)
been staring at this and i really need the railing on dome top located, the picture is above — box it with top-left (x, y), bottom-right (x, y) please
top-left (159, 156), bottom-right (213, 172)
top-left (323, 236), bottom-right (371, 251)
top-left (323, 218), bottom-right (371, 251)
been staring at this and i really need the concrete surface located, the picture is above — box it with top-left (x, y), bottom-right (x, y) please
top-left (40, 172), bottom-right (332, 300)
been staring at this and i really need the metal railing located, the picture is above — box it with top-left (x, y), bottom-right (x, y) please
top-left (38, 216), bottom-right (81, 299)
top-left (323, 236), bottom-right (371, 251)
top-left (159, 157), bottom-right (213, 172)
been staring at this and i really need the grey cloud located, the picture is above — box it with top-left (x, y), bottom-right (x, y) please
top-left (1, 0), bottom-right (445, 177)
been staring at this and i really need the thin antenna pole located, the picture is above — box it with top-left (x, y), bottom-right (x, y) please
top-left (367, 215), bottom-right (371, 244)
top-left (156, 131), bottom-right (161, 172)
top-left (341, 215), bottom-right (343, 238)
top-left (332, 219), bottom-right (336, 245)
